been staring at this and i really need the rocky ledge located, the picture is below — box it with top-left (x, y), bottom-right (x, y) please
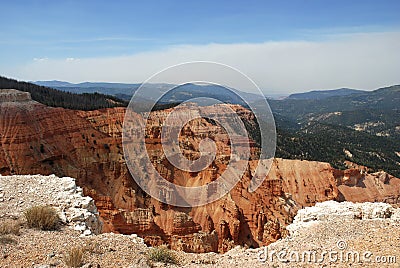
top-left (0, 89), bottom-right (32, 102)
top-left (213, 201), bottom-right (400, 267)
top-left (0, 174), bottom-right (102, 235)
top-left (286, 200), bottom-right (400, 236)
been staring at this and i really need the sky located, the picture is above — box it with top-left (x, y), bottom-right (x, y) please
top-left (0, 0), bottom-right (399, 93)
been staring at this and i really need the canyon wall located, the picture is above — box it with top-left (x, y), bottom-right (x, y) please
top-left (1, 90), bottom-right (400, 253)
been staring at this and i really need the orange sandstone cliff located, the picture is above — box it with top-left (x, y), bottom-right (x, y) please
top-left (1, 89), bottom-right (400, 253)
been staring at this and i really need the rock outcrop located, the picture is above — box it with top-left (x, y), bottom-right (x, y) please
top-left (0, 174), bottom-right (102, 235)
top-left (0, 89), bottom-right (31, 102)
top-left (197, 201), bottom-right (400, 268)
top-left (1, 91), bottom-right (400, 253)
top-left (286, 200), bottom-right (399, 236)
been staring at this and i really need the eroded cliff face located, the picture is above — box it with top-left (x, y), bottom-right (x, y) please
top-left (1, 90), bottom-right (400, 253)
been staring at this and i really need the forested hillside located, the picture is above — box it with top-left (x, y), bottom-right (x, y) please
top-left (271, 85), bottom-right (400, 177)
top-left (0, 76), bottom-right (127, 110)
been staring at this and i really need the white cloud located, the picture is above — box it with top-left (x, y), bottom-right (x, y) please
top-left (16, 31), bottom-right (400, 93)
top-left (33, 57), bottom-right (49, 62)
top-left (65, 58), bottom-right (80, 62)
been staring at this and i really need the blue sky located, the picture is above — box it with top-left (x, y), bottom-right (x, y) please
top-left (1, 0), bottom-right (400, 92)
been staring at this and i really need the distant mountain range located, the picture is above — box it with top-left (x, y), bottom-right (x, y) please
top-left (268, 85), bottom-right (400, 118)
top-left (287, 88), bottom-right (366, 100)
top-left (33, 80), bottom-right (283, 101)
top-left (35, 80), bottom-right (140, 89)
top-left (34, 80), bottom-right (144, 101)
top-left (34, 81), bottom-right (370, 101)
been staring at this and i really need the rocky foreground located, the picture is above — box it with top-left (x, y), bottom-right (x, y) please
top-left (1, 174), bottom-right (399, 267)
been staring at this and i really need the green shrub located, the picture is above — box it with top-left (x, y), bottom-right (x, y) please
top-left (24, 206), bottom-right (60, 231)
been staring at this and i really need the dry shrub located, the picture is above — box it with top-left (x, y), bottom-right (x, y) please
top-left (0, 219), bottom-right (21, 235)
top-left (63, 246), bottom-right (85, 268)
top-left (84, 240), bottom-right (103, 254)
top-left (24, 206), bottom-right (60, 231)
top-left (147, 245), bottom-right (178, 264)
top-left (0, 236), bottom-right (17, 245)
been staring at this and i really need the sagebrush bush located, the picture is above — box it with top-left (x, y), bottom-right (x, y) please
top-left (24, 206), bottom-right (60, 231)
top-left (148, 245), bottom-right (178, 264)
top-left (0, 236), bottom-right (17, 245)
top-left (0, 219), bottom-right (21, 235)
top-left (63, 246), bottom-right (85, 268)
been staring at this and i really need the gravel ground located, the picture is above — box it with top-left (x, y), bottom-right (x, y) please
top-left (1, 175), bottom-right (399, 267)
top-left (2, 218), bottom-right (399, 268)
top-left (1, 228), bottom-right (149, 268)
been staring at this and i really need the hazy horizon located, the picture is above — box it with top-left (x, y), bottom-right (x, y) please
top-left (30, 78), bottom-right (399, 96)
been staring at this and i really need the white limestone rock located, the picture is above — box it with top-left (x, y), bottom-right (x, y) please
top-left (287, 200), bottom-right (399, 236)
top-left (0, 174), bottom-right (102, 235)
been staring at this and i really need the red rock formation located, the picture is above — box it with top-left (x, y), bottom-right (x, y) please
top-left (335, 170), bottom-right (400, 203)
top-left (1, 90), bottom-right (400, 253)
